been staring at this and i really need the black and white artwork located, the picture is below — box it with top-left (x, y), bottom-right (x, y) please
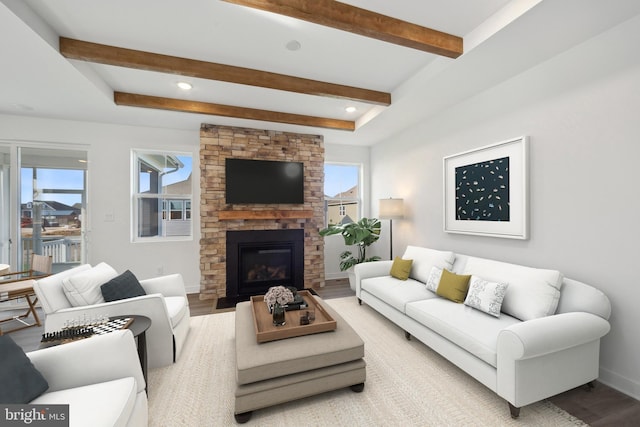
top-left (455, 156), bottom-right (510, 221)
top-left (444, 137), bottom-right (528, 239)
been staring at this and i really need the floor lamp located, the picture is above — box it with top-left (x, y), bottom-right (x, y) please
top-left (379, 198), bottom-right (404, 260)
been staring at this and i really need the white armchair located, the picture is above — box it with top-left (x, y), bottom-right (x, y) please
top-left (33, 264), bottom-right (190, 369)
top-left (28, 329), bottom-right (148, 426)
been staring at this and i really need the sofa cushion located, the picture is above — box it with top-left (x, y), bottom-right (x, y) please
top-left (0, 335), bottom-right (49, 403)
top-left (361, 276), bottom-right (437, 313)
top-left (34, 264), bottom-right (92, 314)
top-left (464, 276), bottom-right (509, 318)
top-left (62, 262), bottom-right (118, 307)
top-left (101, 270), bottom-right (147, 302)
top-left (461, 257), bottom-right (563, 321)
top-left (389, 257), bottom-right (413, 280)
top-left (30, 377), bottom-right (138, 427)
top-left (402, 246), bottom-right (455, 283)
top-left (406, 298), bottom-right (521, 367)
top-left (436, 270), bottom-right (471, 303)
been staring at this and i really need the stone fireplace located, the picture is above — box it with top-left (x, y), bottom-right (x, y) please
top-left (226, 229), bottom-right (304, 298)
top-left (199, 124), bottom-right (325, 300)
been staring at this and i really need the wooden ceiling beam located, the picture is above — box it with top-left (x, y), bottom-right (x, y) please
top-left (60, 37), bottom-right (390, 106)
top-left (114, 92), bottom-right (355, 131)
top-left (222, 0), bottom-right (463, 58)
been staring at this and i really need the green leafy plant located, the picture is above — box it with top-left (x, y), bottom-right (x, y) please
top-left (319, 217), bottom-right (382, 271)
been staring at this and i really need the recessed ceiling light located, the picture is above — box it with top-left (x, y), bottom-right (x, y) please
top-left (285, 40), bottom-right (301, 51)
top-left (177, 82), bottom-right (192, 90)
top-left (345, 106), bottom-right (357, 113)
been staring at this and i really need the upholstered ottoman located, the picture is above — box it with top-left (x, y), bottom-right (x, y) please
top-left (234, 297), bottom-right (366, 423)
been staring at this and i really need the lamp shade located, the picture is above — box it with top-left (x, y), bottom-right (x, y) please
top-left (379, 198), bottom-right (404, 220)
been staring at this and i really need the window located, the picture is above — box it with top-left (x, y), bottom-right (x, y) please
top-left (324, 163), bottom-right (361, 226)
top-left (132, 150), bottom-right (193, 241)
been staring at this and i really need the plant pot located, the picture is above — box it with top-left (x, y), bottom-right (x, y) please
top-left (348, 270), bottom-right (356, 292)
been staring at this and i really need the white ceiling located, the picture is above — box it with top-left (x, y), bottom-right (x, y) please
top-left (1, 0), bottom-right (639, 145)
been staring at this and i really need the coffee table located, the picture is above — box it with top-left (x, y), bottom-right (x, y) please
top-left (234, 295), bottom-right (366, 423)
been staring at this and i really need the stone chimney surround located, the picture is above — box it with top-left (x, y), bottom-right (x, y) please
top-left (199, 124), bottom-right (325, 300)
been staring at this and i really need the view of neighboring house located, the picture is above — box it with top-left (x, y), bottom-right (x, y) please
top-left (325, 185), bottom-right (359, 225)
top-left (162, 173), bottom-right (192, 237)
top-left (21, 200), bottom-right (81, 228)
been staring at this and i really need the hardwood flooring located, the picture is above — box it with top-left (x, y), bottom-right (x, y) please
top-left (4, 278), bottom-right (638, 425)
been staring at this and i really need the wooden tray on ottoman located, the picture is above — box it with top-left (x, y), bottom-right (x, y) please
top-left (250, 290), bottom-right (337, 343)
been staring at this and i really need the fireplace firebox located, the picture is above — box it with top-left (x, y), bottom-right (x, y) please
top-left (226, 229), bottom-right (304, 298)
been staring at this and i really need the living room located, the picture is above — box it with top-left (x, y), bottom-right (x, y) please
top-left (1, 0), bottom-right (639, 425)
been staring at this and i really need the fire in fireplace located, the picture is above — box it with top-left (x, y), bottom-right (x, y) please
top-left (226, 229), bottom-right (304, 298)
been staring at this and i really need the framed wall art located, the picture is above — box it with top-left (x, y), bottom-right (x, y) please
top-left (443, 136), bottom-right (528, 239)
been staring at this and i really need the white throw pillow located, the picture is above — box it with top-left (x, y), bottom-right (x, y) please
top-left (464, 276), bottom-right (509, 318)
top-left (462, 257), bottom-right (563, 321)
top-left (402, 246), bottom-right (455, 283)
top-left (425, 266), bottom-right (443, 292)
top-left (62, 262), bottom-right (118, 307)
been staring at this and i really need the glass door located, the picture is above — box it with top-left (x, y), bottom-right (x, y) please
top-left (0, 145), bottom-right (11, 268)
top-left (18, 146), bottom-right (88, 273)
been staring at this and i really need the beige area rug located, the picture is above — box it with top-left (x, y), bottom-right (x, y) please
top-left (148, 297), bottom-right (587, 426)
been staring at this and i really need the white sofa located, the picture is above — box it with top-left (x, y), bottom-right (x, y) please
top-left (354, 246), bottom-right (611, 418)
top-left (28, 330), bottom-right (148, 427)
top-left (33, 264), bottom-right (191, 369)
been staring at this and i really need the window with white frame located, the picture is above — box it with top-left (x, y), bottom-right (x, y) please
top-left (324, 163), bottom-right (361, 226)
top-left (132, 150), bottom-right (193, 241)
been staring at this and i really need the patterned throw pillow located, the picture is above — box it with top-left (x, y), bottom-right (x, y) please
top-left (425, 266), bottom-right (443, 292)
top-left (464, 276), bottom-right (509, 317)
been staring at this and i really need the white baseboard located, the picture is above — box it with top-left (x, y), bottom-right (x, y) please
top-left (324, 272), bottom-right (348, 281)
top-left (598, 366), bottom-right (640, 401)
top-left (185, 284), bottom-right (201, 295)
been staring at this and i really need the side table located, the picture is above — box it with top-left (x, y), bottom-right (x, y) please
top-left (122, 315), bottom-right (151, 395)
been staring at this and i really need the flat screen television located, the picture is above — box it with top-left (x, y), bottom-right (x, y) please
top-left (225, 158), bottom-right (304, 204)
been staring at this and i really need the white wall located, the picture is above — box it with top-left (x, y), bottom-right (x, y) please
top-left (371, 15), bottom-right (640, 399)
top-left (0, 115), bottom-right (202, 292)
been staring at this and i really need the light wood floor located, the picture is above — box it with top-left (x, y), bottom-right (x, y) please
top-left (5, 278), bottom-right (639, 425)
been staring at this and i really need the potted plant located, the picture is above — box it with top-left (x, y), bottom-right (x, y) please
top-left (319, 217), bottom-right (382, 288)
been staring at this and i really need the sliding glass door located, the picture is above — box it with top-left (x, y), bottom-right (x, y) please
top-left (0, 143), bottom-right (87, 273)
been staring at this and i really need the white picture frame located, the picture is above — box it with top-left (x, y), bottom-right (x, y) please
top-left (443, 136), bottom-right (528, 239)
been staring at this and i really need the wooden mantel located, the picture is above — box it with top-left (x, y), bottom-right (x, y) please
top-left (218, 210), bottom-right (314, 220)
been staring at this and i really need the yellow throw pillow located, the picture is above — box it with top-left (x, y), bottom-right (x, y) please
top-left (389, 257), bottom-right (413, 281)
top-left (436, 269), bottom-right (471, 303)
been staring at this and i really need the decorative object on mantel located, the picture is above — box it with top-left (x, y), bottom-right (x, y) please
top-left (379, 198), bottom-right (404, 260)
top-left (319, 217), bottom-right (381, 271)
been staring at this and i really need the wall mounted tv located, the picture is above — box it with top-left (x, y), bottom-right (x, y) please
top-left (225, 158), bottom-right (304, 204)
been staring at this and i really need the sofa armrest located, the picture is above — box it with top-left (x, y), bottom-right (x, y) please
top-left (498, 312), bottom-right (610, 360)
top-left (496, 312), bottom-right (610, 408)
top-left (27, 330), bottom-right (145, 394)
top-left (42, 294), bottom-right (175, 368)
top-left (140, 273), bottom-right (187, 298)
top-left (354, 261), bottom-right (393, 297)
